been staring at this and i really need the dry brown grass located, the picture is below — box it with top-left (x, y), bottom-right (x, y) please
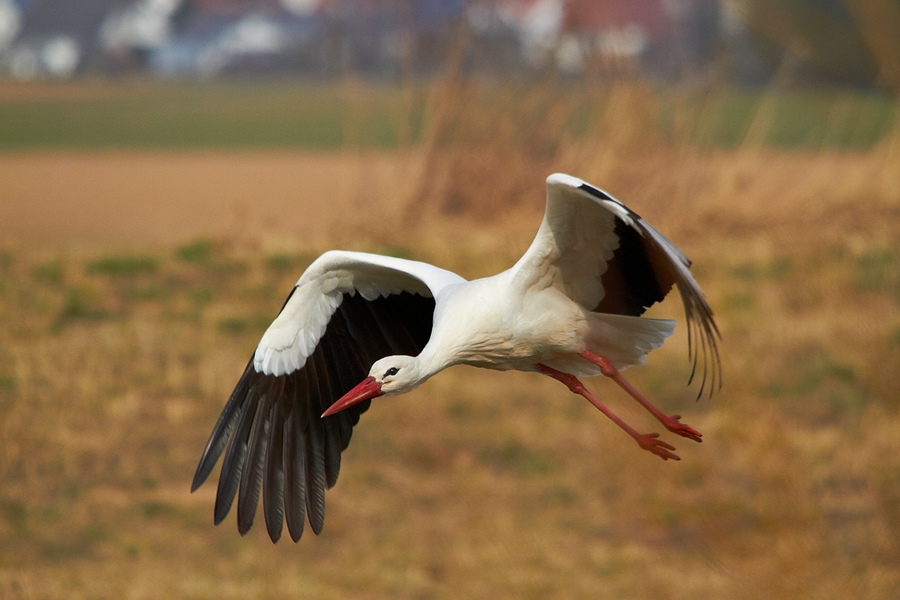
top-left (0, 81), bottom-right (899, 599)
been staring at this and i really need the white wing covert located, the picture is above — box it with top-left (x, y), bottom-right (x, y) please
top-left (255, 250), bottom-right (464, 377)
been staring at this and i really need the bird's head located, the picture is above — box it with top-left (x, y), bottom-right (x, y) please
top-left (321, 355), bottom-right (420, 417)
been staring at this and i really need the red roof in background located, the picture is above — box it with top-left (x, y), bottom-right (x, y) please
top-left (469, 0), bottom-right (674, 37)
top-left (193, 0), bottom-right (674, 35)
top-left (563, 0), bottom-right (670, 35)
top-left (193, 0), bottom-right (290, 16)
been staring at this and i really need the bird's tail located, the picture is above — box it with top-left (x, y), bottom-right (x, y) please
top-left (582, 313), bottom-right (676, 372)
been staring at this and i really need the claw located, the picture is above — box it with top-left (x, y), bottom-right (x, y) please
top-left (636, 432), bottom-right (680, 461)
top-left (660, 414), bottom-right (702, 442)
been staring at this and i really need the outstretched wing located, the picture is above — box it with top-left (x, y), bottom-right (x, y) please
top-left (512, 173), bottom-right (721, 396)
top-left (191, 251), bottom-right (465, 543)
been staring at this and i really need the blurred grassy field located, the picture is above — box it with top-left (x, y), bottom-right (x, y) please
top-left (0, 80), bottom-right (895, 151)
top-left (0, 81), bottom-right (426, 150)
top-left (0, 79), bottom-right (899, 599)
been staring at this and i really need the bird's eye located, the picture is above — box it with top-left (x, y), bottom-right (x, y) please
top-left (384, 367), bottom-right (399, 377)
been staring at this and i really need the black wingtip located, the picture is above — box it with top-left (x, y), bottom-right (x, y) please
top-left (683, 294), bottom-right (722, 401)
top-left (213, 507), bottom-right (228, 526)
top-left (578, 182), bottom-right (647, 221)
top-left (191, 359), bottom-right (256, 494)
top-left (578, 182), bottom-right (614, 201)
top-left (213, 386), bottom-right (260, 526)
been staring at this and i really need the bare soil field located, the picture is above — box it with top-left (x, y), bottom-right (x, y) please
top-left (0, 151), bottom-right (412, 248)
top-left (0, 140), bottom-right (899, 599)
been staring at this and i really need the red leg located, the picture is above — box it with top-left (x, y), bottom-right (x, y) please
top-left (580, 350), bottom-right (702, 443)
top-left (537, 364), bottom-right (680, 461)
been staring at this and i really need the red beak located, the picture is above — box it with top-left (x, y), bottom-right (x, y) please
top-left (322, 376), bottom-right (383, 417)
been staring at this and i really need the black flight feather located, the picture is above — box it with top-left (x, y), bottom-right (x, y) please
top-left (263, 397), bottom-right (285, 542)
top-left (191, 358), bottom-right (254, 492)
top-left (593, 218), bottom-right (674, 317)
top-left (283, 375), bottom-right (307, 542)
top-left (302, 352), bottom-right (328, 535)
top-left (213, 383), bottom-right (260, 525)
top-left (237, 383), bottom-right (273, 535)
top-left (193, 290), bottom-right (436, 542)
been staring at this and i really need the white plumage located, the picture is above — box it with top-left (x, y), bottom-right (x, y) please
top-left (192, 173), bottom-right (721, 543)
top-left (254, 251), bottom-right (464, 377)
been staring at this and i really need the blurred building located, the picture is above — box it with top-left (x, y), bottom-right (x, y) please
top-left (464, 0), bottom-right (719, 78)
top-left (0, 0), bottom-right (115, 77)
top-left (0, 0), bottom-right (895, 90)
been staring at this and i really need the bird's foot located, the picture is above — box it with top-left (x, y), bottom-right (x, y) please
top-left (538, 363), bottom-right (689, 462)
top-left (659, 414), bottom-right (702, 443)
top-left (579, 350), bottom-right (702, 444)
top-left (635, 433), bottom-right (680, 461)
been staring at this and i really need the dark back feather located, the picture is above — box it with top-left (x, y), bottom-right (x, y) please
top-left (593, 218), bottom-right (676, 316)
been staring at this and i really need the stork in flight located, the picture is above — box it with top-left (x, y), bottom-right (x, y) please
top-left (192, 173), bottom-right (721, 543)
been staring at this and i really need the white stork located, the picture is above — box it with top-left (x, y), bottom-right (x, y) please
top-left (191, 173), bottom-right (721, 543)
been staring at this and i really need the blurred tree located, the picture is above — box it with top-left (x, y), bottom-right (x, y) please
top-left (738, 0), bottom-right (900, 93)
top-left (845, 0), bottom-right (900, 93)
